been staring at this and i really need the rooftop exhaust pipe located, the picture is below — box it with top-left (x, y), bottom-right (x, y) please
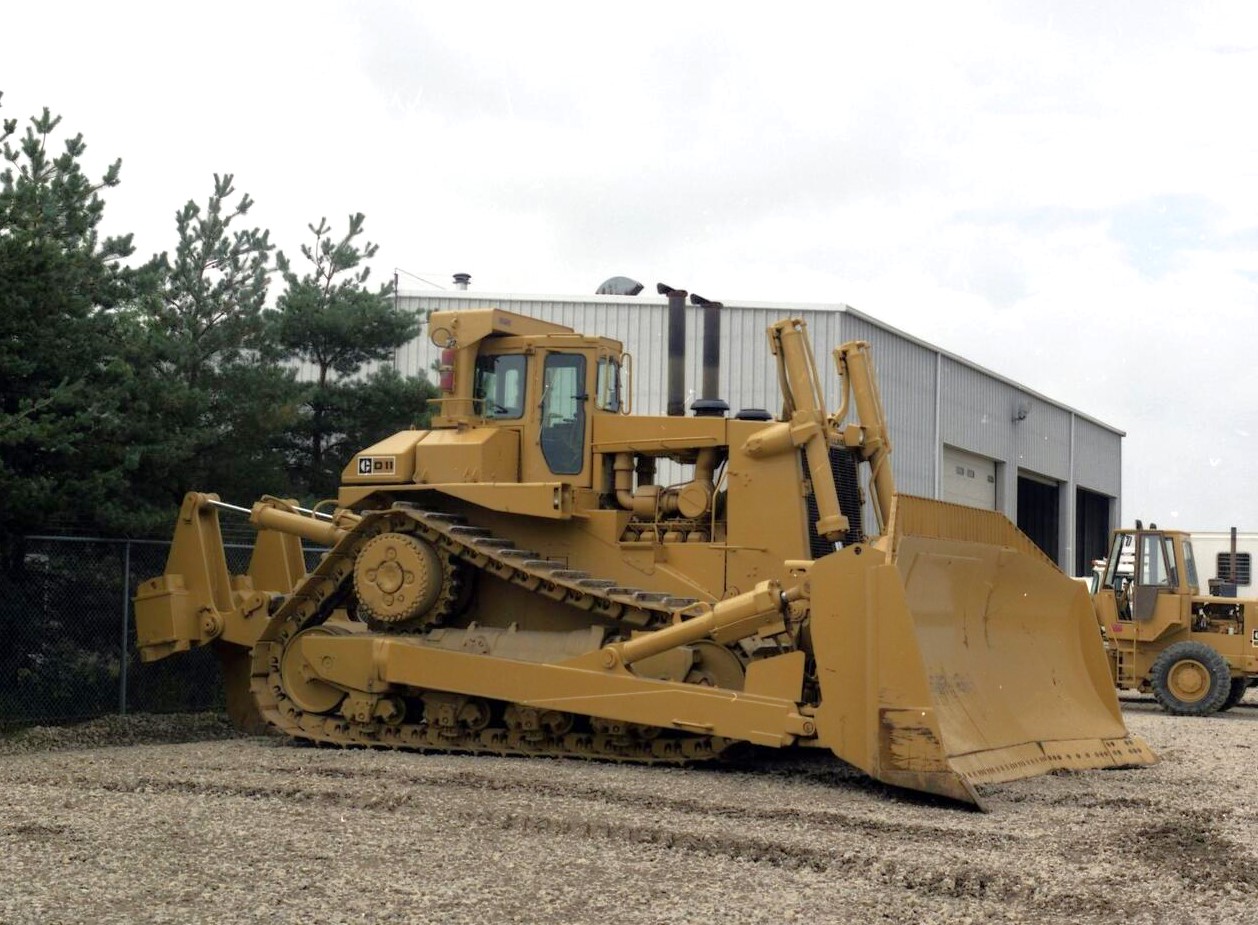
top-left (657, 282), bottom-right (687, 417)
top-left (690, 293), bottom-right (729, 418)
top-left (453, 273), bottom-right (471, 290)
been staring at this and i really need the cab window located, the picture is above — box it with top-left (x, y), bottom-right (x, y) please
top-left (1181, 538), bottom-right (1198, 589)
top-left (473, 354), bottom-right (526, 419)
top-left (596, 357), bottom-right (621, 412)
top-left (1161, 535), bottom-right (1179, 587)
top-left (1138, 534), bottom-right (1172, 587)
top-left (1102, 532), bottom-right (1130, 590)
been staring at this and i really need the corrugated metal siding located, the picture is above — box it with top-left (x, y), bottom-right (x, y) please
top-left (715, 305), bottom-right (844, 417)
top-left (1074, 417), bottom-right (1121, 495)
top-left (937, 356), bottom-right (1118, 494)
top-left (1013, 398), bottom-right (1071, 481)
top-left (939, 359), bottom-right (1009, 462)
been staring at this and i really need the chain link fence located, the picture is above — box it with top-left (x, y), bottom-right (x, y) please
top-left (0, 536), bottom-right (276, 730)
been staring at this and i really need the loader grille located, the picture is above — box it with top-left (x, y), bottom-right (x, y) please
top-left (804, 446), bottom-right (865, 557)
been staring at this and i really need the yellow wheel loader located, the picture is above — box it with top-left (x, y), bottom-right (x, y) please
top-left (134, 293), bottom-right (1154, 807)
top-left (1093, 526), bottom-right (1258, 715)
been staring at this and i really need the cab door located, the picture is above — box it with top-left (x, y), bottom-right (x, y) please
top-left (523, 350), bottom-right (592, 486)
top-left (1129, 532), bottom-right (1189, 637)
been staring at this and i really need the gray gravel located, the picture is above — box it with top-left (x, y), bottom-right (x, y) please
top-left (1, 694), bottom-right (1256, 925)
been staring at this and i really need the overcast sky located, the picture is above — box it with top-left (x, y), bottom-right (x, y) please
top-left (4, 2), bottom-right (1257, 531)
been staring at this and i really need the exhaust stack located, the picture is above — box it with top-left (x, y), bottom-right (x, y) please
top-left (690, 293), bottom-right (729, 418)
top-left (657, 283), bottom-right (688, 416)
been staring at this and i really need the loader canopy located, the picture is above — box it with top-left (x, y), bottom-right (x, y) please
top-left (810, 495), bottom-right (1155, 806)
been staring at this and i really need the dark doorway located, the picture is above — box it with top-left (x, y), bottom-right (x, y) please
top-left (1017, 473), bottom-right (1060, 562)
top-left (1075, 488), bottom-right (1111, 576)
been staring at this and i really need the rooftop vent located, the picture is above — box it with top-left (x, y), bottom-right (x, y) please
top-left (596, 276), bottom-right (644, 296)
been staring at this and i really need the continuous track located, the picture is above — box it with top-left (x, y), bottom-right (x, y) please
top-left (248, 505), bottom-right (723, 764)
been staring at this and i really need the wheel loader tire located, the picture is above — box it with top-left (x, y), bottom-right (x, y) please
top-left (1217, 677), bottom-right (1250, 713)
top-left (1149, 642), bottom-right (1232, 716)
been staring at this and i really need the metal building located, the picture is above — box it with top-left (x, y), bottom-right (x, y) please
top-left (390, 287), bottom-right (1121, 575)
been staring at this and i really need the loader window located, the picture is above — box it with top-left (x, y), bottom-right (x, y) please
top-left (1161, 535), bottom-right (1179, 588)
top-left (1102, 532), bottom-right (1132, 590)
top-left (1182, 539), bottom-right (1200, 589)
top-left (1137, 534), bottom-right (1173, 588)
top-left (473, 354), bottom-right (526, 419)
top-left (540, 352), bottom-right (587, 475)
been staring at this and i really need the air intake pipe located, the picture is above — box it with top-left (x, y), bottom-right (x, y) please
top-left (613, 450), bottom-right (717, 519)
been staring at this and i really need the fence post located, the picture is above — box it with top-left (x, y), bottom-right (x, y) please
top-left (120, 540), bottom-right (131, 716)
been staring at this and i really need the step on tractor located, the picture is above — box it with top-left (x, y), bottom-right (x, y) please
top-left (134, 288), bottom-right (1155, 808)
top-left (1093, 525), bottom-right (1258, 715)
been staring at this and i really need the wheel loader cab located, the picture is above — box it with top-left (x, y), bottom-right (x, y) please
top-left (1098, 529), bottom-right (1197, 632)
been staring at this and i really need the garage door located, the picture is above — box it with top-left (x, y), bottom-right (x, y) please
top-left (942, 446), bottom-right (997, 510)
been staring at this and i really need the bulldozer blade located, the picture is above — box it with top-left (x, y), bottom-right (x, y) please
top-left (809, 495), bottom-right (1156, 808)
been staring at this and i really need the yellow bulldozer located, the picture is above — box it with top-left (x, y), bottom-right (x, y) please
top-left (1093, 524), bottom-right (1258, 715)
top-left (133, 291), bottom-right (1154, 807)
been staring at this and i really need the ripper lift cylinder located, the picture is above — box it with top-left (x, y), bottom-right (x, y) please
top-left (770, 320), bottom-right (847, 542)
top-left (834, 341), bottom-right (895, 530)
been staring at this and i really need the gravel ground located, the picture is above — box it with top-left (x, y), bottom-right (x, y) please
top-left (1, 694), bottom-right (1256, 925)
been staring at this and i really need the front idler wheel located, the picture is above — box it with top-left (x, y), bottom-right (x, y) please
top-left (280, 625), bottom-right (351, 715)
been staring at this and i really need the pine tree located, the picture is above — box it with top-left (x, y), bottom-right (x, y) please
top-left (148, 173), bottom-right (274, 385)
top-left (269, 214), bottom-right (431, 498)
top-left (129, 174), bottom-right (298, 507)
top-left (0, 96), bottom-right (152, 569)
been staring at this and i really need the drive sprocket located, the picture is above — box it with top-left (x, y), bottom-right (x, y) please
top-left (353, 531), bottom-right (465, 632)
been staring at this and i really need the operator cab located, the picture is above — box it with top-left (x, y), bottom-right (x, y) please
top-left (430, 308), bottom-right (627, 486)
top-left (1102, 528), bottom-right (1199, 621)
